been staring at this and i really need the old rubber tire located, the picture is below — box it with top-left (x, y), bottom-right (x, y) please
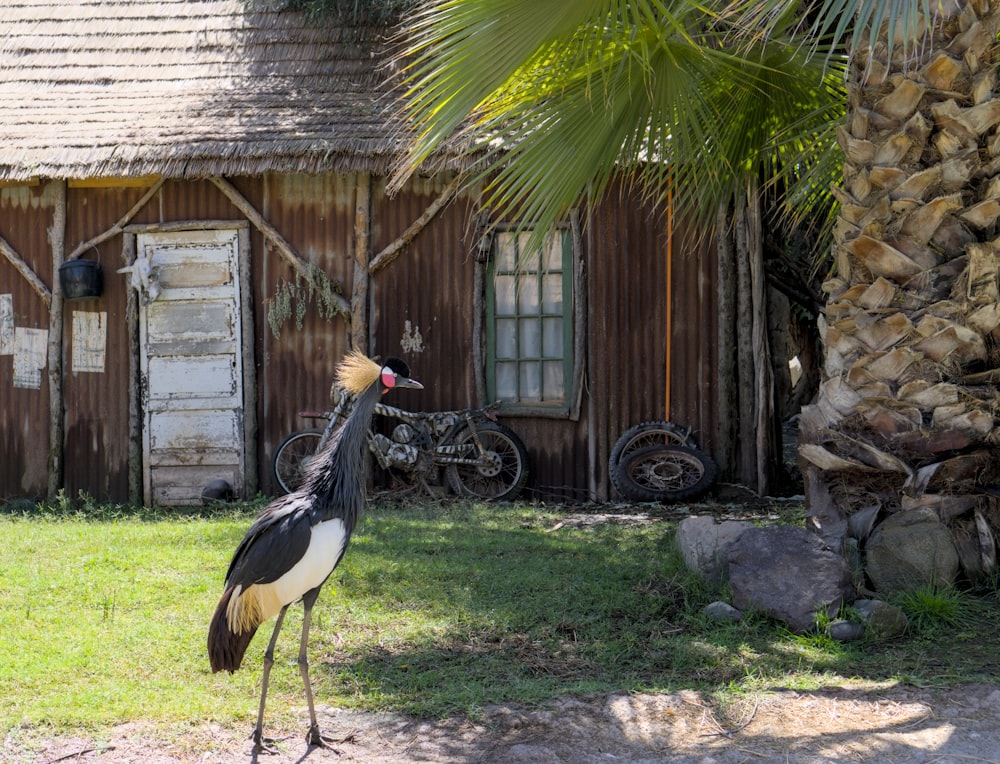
top-left (608, 421), bottom-right (697, 498)
top-left (272, 429), bottom-right (324, 495)
top-left (609, 420), bottom-right (696, 464)
top-left (444, 422), bottom-right (529, 501)
top-left (612, 444), bottom-right (717, 503)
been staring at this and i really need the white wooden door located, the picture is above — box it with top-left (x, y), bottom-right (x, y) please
top-left (138, 229), bottom-right (245, 506)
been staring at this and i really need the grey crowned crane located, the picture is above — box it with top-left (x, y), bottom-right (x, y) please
top-left (208, 351), bottom-right (422, 753)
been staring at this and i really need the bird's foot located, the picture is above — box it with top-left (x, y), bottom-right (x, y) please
top-left (306, 723), bottom-right (354, 752)
top-left (250, 728), bottom-right (289, 756)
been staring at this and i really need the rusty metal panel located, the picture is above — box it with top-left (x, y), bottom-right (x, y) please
top-left (257, 172), bottom-right (356, 493)
top-left (586, 190), bottom-right (670, 501)
top-left (583, 189), bottom-right (719, 502)
top-left (0, 183), bottom-right (57, 501)
top-left (667, 222), bottom-right (720, 467)
top-left (62, 185), bottom-right (151, 502)
top-left (370, 175), bottom-right (480, 411)
top-left (2, 171), bottom-right (722, 507)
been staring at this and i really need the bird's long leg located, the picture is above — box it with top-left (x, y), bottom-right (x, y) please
top-left (298, 589), bottom-right (335, 749)
top-left (252, 604), bottom-right (288, 754)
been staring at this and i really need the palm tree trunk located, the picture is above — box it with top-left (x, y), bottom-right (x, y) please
top-left (800, 1), bottom-right (1000, 585)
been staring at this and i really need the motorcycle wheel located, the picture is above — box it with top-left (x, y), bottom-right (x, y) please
top-left (444, 421), bottom-right (529, 501)
top-left (272, 429), bottom-right (324, 495)
top-left (608, 420), bottom-right (697, 498)
top-left (611, 444), bottom-right (717, 503)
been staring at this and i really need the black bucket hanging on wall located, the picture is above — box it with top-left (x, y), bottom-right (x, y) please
top-left (59, 259), bottom-right (102, 300)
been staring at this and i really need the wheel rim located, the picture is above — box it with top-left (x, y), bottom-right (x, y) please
top-left (275, 434), bottom-right (321, 493)
top-left (477, 451), bottom-right (503, 477)
top-left (622, 430), bottom-right (688, 458)
top-left (627, 450), bottom-right (704, 492)
top-left (453, 432), bottom-right (522, 497)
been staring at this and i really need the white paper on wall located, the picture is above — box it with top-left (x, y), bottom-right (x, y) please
top-left (0, 295), bottom-right (13, 356)
top-left (72, 311), bottom-right (107, 373)
top-left (13, 327), bottom-right (48, 388)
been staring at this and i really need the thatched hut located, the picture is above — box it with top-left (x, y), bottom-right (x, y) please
top-left (0, 0), bottom-right (730, 506)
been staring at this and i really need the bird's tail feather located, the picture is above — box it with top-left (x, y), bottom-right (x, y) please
top-left (208, 585), bottom-right (258, 673)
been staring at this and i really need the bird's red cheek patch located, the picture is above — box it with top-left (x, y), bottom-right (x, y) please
top-left (381, 370), bottom-right (396, 389)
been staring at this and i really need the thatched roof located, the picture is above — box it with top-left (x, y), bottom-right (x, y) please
top-left (0, 0), bottom-right (410, 181)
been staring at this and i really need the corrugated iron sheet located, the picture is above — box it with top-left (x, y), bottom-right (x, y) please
top-left (2, 173), bottom-right (721, 505)
top-left (0, 183), bottom-right (57, 500)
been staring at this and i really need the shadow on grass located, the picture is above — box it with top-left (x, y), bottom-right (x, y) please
top-left (287, 502), bottom-right (1000, 719)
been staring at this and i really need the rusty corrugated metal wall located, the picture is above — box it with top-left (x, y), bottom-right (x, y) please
top-left (1, 172), bottom-right (722, 505)
top-left (0, 184), bottom-right (57, 500)
top-left (371, 175), bottom-right (479, 409)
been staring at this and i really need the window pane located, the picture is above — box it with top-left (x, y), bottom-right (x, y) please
top-left (519, 318), bottom-right (540, 356)
top-left (541, 273), bottom-right (562, 313)
top-left (518, 233), bottom-right (540, 271)
top-left (496, 362), bottom-right (517, 400)
top-left (544, 234), bottom-right (562, 271)
top-left (496, 318), bottom-right (517, 358)
top-left (488, 226), bottom-right (573, 411)
top-left (542, 317), bottom-right (563, 357)
top-left (517, 277), bottom-right (538, 314)
top-left (495, 275), bottom-right (517, 315)
top-left (519, 361), bottom-right (541, 400)
top-left (543, 360), bottom-right (565, 400)
top-left (496, 233), bottom-right (517, 271)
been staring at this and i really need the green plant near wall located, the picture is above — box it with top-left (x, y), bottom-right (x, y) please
top-left (267, 262), bottom-right (347, 339)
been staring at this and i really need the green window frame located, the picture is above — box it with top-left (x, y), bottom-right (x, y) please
top-left (485, 228), bottom-right (574, 415)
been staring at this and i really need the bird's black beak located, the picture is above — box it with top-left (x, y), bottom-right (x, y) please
top-left (394, 377), bottom-right (423, 390)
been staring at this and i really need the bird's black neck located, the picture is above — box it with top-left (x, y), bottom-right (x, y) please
top-left (299, 383), bottom-right (381, 532)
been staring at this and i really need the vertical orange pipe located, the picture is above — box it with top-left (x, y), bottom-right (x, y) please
top-left (665, 190), bottom-right (673, 420)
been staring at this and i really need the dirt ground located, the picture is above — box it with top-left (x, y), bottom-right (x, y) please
top-left (7, 682), bottom-right (1000, 764)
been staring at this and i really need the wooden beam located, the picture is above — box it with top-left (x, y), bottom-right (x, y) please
top-left (352, 172), bottom-right (372, 352)
top-left (47, 180), bottom-right (67, 500)
top-left (369, 174), bottom-right (462, 274)
top-left (68, 175), bottom-right (161, 189)
top-left (122, 233), bottom-right (143, 505)
top-left (209, 175), bottom-right (349, 316)
top-left (66, 177), bottom-right (166, 261)
top-left (0, 233), bottom-right (51, 307)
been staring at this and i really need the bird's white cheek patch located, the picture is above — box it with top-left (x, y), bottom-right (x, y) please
top-left (271, 519), bottom-right (348, 607)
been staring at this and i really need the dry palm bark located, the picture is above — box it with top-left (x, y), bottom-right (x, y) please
top-left (799, 0), bottom-right (1000, 583)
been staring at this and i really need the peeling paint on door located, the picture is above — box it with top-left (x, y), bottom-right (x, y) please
top-left (138, 229), bottom-right (244, 506)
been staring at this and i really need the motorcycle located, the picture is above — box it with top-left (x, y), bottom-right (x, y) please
top-left (272, 390), bottom-right (529, 501)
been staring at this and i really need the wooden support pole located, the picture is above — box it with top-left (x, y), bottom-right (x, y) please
top-left (122, 233), bottom-right (143, 505)
top-left (352, 173), bottom-right (372, 352)
top-left (47, 180), bottom-right (67, 500)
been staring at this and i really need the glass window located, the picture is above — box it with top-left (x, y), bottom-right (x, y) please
top-left (486, 228), bottom-right (573, 413)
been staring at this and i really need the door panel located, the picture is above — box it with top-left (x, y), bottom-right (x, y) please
top-left (138, 229), bottom-right (244, 506)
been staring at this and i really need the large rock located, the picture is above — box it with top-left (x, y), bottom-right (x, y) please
top-left (675, 516), bottom-right (754, 583)
top-left (865, 508), bottom-right (959, 594)
top-left (727, 525), bottom-right (854, 633)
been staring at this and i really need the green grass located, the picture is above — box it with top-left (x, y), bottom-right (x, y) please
top-left (2, 498), bottom-right (999, 738)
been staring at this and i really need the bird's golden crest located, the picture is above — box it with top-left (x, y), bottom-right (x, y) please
top-left (335, 350), bottom-right (382, 395)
